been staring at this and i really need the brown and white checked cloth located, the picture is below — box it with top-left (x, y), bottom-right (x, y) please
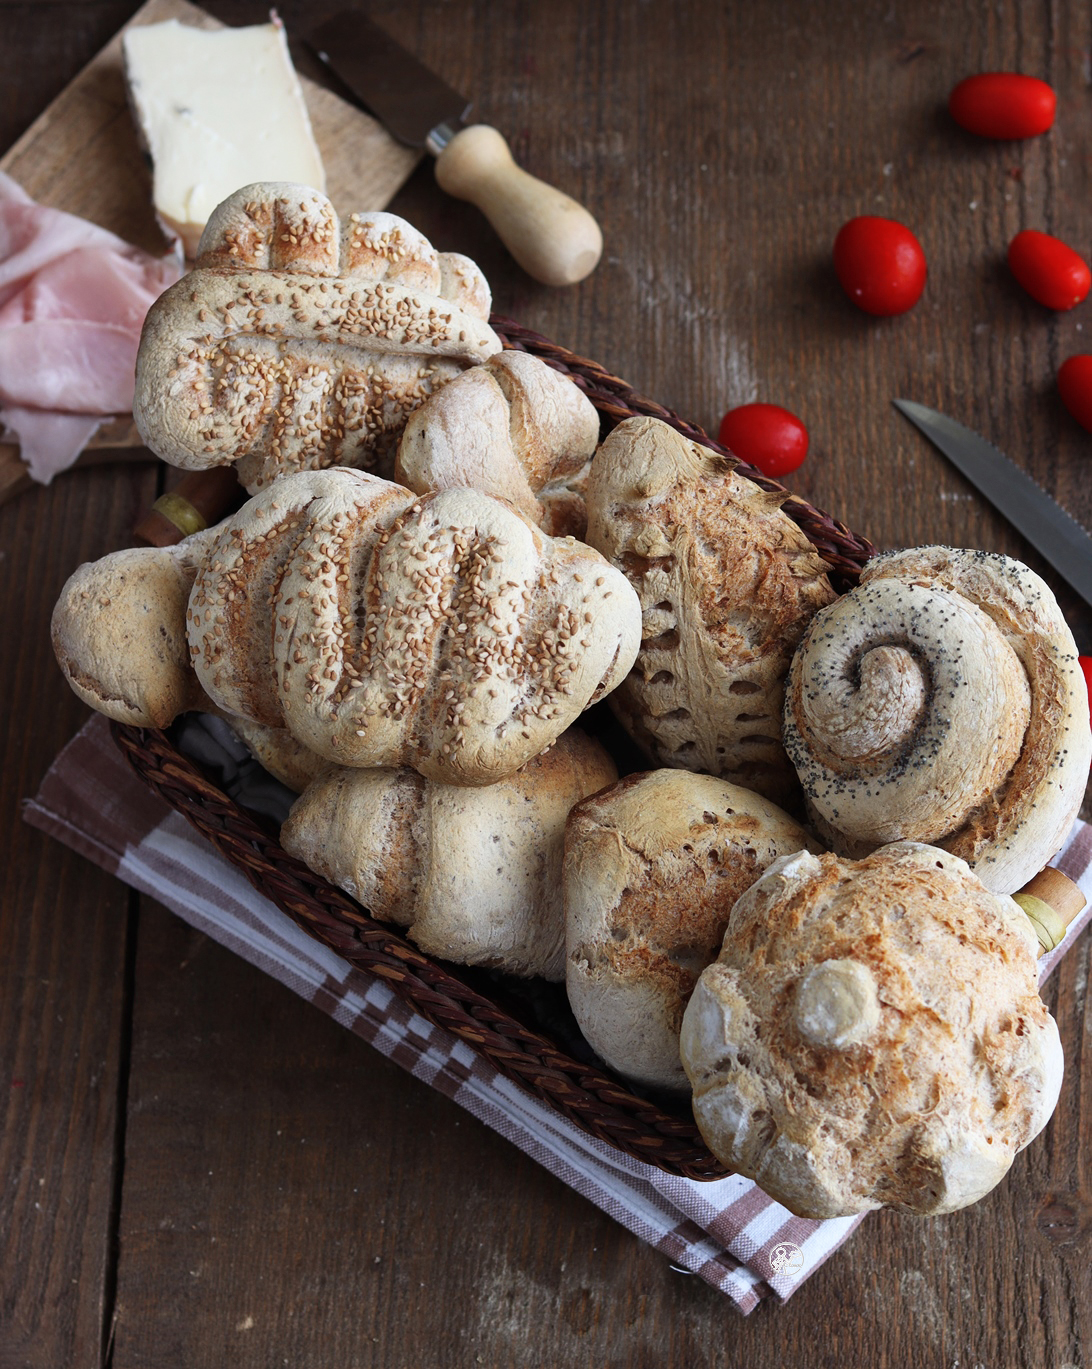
top-left (25, 716), bottom-right (1092, 1313)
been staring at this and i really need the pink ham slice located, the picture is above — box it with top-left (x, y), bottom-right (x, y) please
top-left (0, 172), bottom-right (180, 482)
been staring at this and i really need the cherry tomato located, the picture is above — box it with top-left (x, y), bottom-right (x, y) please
top-left (718, 404), bottom-right (809, 479)
top-left (833, 217), bottom-right (927, 316)
top-left (1008, 231), bottom-right (1091, 310)
top-left (1058, 355), bottom-right (1092, 432)
top-left (948, 73), bottom-right (1056, 139)
top-left (1079, 657), bottom-right (1092, 731)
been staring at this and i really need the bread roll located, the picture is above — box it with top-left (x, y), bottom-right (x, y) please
top-left (783, 546), bottom-right (1092, 893)
top-left (564, 770), bottom-right (820, 1090)
top-left (134, 184), bottom-right (502, 491)
top-left (395, 351), bottom-right (599, 537)
top-left (584, 416), bottom-right (836, 807)
top-left (680, 842), bottom-right (1063, 1217)
top-left (282, 729), bottom-right (617, 979)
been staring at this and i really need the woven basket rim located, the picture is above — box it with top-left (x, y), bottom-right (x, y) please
top-left (111, 318), bottom-right (876, 1182)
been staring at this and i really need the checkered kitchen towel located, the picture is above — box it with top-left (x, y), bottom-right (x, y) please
top-left (25, 715), bottom-right (1092, 1313)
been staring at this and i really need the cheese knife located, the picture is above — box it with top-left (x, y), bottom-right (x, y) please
top-left (893, 398), bottom-right (1092, 610)
top-left (308, 10), bottom-right (603, 287)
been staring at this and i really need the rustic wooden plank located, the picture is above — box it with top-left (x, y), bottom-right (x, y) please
top-left (0, 459), bottom-right (159, 1366)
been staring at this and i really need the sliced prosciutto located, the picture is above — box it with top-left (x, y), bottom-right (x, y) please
top-left (0, 172), bottom-right (180, 482)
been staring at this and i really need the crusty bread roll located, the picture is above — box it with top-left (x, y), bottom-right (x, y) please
top-left (564, 770), bottom-right (821, 1090)
top-left (395, 351), bottom-right (600, 537)
top-left (680, 842), bottom-right (1063, 1217)
top-left (584, 416), bottom-right (836, 807)
top-left (51, 530), bottom-right (217, 726)
top-left (186, 468), bottom-right (641, 785)
top-left (134, 184), bottom-right (502, 491)
top-left (783, 546), bottom-right (1092, 894)
top-left (281, 729), bottom-right (617, 979)
top-left (227, 717), bottom-right (328, 793)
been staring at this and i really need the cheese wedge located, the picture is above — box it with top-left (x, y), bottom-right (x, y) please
top-left (123, 19), bottom-right (326, 258)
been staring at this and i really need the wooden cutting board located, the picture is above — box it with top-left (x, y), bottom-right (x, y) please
top-left (0, 0), bottom-right (421, 502)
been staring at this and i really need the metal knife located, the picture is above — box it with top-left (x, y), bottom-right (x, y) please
top-left (308, 10), bottom-right (603, 287)
top-left (893, 398), bottom-right (1092, 609)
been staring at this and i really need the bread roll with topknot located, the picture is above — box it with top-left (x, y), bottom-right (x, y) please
top-left (783, 546), bottom-right (1092, 894)
top-left (564, 770), bottom-right (821, 1090)
top-left (583, 416), bottom-right (837, 808)
top-left (680, 842), bottom-right (1064, 1217)
top-left (395, 351), bottom-right (600, 538)
top-left (134, 184), bottom-right (501, 491)
top-left (281, 728), bottom-right (617, 979)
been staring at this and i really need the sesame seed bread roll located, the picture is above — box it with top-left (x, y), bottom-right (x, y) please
top-left (564, 770), bottom-right (821, 1091)
top-left (281, 728), bottom-right (618, 980)
top-left (134, 184), bottom-right (502, 492)
top-left (395, 351), bottom-right (600, 538)
top-left (188, 468), bottom-right (643, 785)
top-left (583, 416), bottom-right (837, 807)
top-left (783, 547), bottom-right (1092, 894)
top-left (680, 843), bottom-right (1064, 1216)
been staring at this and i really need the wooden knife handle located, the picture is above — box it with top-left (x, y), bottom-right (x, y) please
top-left (133, 467), bottom-right (243, 547)
top-left (434, 125), bottom-right (602, 287)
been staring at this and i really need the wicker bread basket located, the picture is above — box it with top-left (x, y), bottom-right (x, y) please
top-left (112, 318), bottom-right (875, 1183)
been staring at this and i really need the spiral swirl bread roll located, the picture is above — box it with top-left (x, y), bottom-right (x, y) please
top-left (584, 416), bottom-right (837, 806)
top-left (187, 468), bottom-right (642, 785)
top-left (134, 184), bottom-right (501, 492)
top-left (395, 352), bottom-right (600, 538)
top-left (680, 843), bottom-right (1064, 1217)
top-left (281, 729), bottom-right (616, 979)
top-left (563, 770), bottom-right (821, 1090)
top-left (783, 546), bottom-right (1092, 894)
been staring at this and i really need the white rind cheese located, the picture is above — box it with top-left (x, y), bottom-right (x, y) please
top-left (123, 19), bottom-right (326, 257)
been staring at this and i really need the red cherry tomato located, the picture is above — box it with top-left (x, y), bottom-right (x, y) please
top-left (833, 217), bottom-right (927, 316)
top-left (1008, 231), bottom-right (1091, 310)
top-left (718, 404), bottom-right (809, 479)
top-left (1079, 657), bottom-right (1092, 731)
top-left (1058, 355), bottom-right (1092, 432)
top-left (949, 73), bottom-right (1056, 139)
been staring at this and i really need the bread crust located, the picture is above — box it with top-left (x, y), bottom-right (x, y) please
top-left (564, 769), bottom-right (819, 1089)
top-left (187, 468), bottom-right (643, 785)
top-left (784, 546), bottom-right (1092, 893)
top-left (584, 417), bottom-right (836, 806)
top-left (134, 185), bottom-right (501, 490)
top-left (680, 843), bottom-right (1063, 1217)
top-left (281, 729), bottom-right (617, 979)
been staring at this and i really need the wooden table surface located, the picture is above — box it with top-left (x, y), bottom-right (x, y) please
top-left (3, 1), bottom-right (1091, 1365)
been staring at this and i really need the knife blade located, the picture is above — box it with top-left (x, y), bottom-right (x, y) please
top-left (893, 398), bottom-right (1092, 610)
top-left (308, 11), bottom-right (603, 286)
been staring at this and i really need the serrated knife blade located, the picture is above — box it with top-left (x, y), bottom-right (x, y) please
top-left (893, 398), bottom-right (1092, 610)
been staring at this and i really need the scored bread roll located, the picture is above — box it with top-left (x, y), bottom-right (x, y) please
top-left (783, 546), bottom-right (1092, 894)
top-left (134, 184), bottom-right (502, 491)
top-left (281, 728), bottom-right (617, 979)
top-left (564, 770), bottom-right (821, 1090)
top-left (584, 416), bottom-right (836, 808)
top-left (680, 843), bottom-right (1064, 1217)
top-left (186, 468), bottom-right (642, 785)
top-left (395, 351), bottom-right (600, 537)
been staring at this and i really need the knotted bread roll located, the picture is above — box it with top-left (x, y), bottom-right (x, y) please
top-left (134, 184), bottom-right (501, 491)
top-left (783, 546), bottom-right (1092, 894)
top-left (187, 468), bottom-right (642, 785)
top-left (584, 416), bottom-right (837, 807)
top-left (395, 351), bottom-right (600, 538)
top-left (282, 729), bottom-right (617, 979)
top-left (564, 770), bottom-right (821, 1090)
top-left (680, 843), bottom-right (1064, 1217)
